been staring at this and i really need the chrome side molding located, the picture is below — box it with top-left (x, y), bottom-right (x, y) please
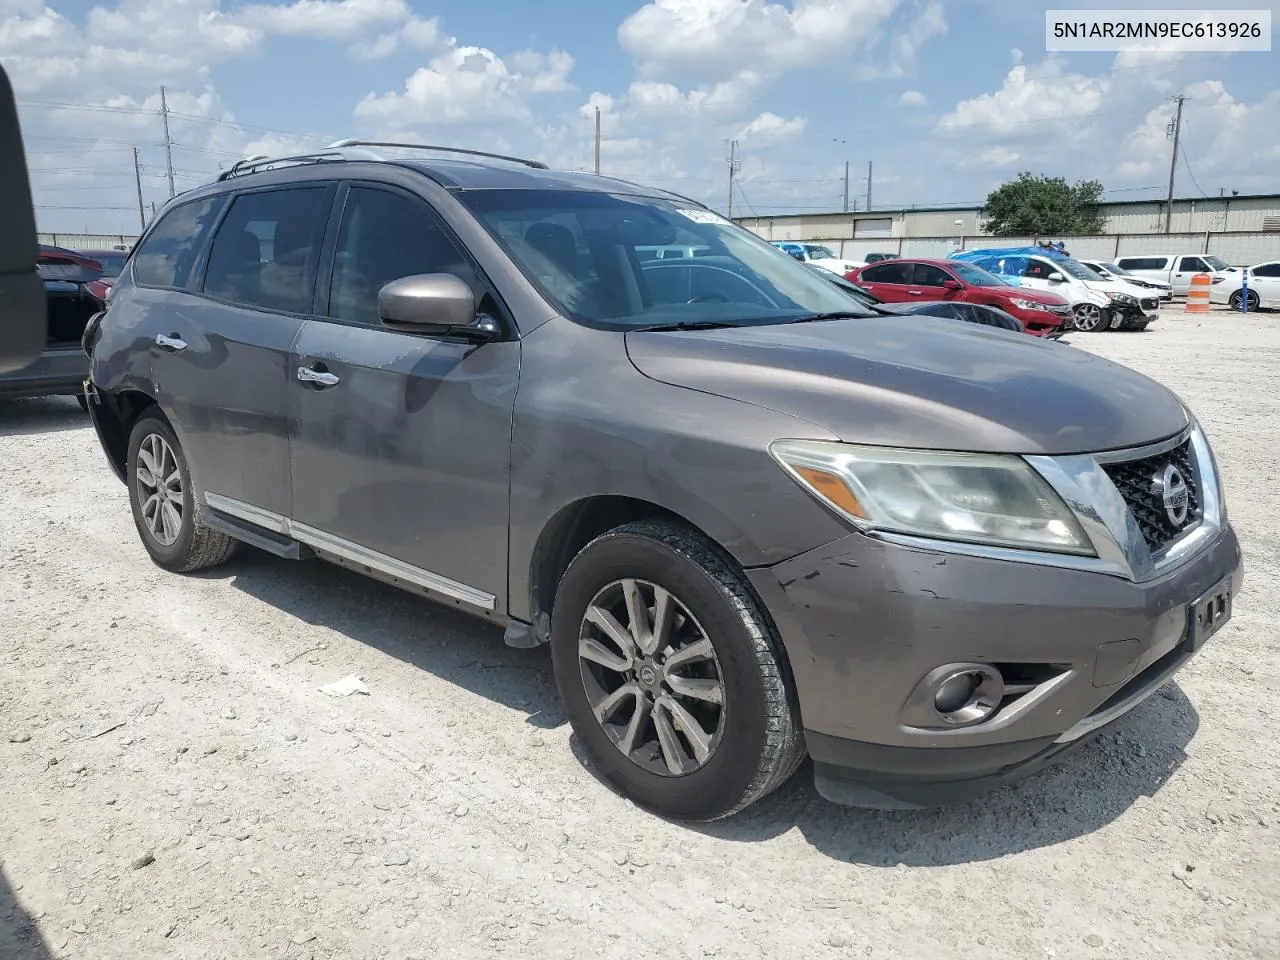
top-left (203, 492), bottom-right (496, 611)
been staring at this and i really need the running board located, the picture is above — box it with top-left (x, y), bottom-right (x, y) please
top-left (203, 509), bottom-right (314, 561)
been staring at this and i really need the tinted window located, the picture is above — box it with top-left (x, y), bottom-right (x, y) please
top-left (1178, 256), bottom-right (1207, 272)
top-left (913, 264), bottom-right (953, 287)
top-left (328, 187), bottom-right (481, 326)
top-left (912, 302), bottom-right (961, 319)
top-left (967, 304), bottom-right (1022, 330)
top-left (133, 196), bottom-right (224, 288)
top-left (1116, 257), bottom-right (1167, 271)
top-left (862, 262), bottom-right (911, 284)
top-left (90, 253), bottom-right (128, 277)
top-left (204, 187), bottom-right (328, 313)
top-left (1252, 263), bottom-right (1280, 278)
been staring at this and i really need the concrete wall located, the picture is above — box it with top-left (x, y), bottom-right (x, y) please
top-left (743, 228), bottom-right (1280, 266)
top-left (38, 233), bottom-right (138, 251)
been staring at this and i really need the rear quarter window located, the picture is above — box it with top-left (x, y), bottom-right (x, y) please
top-left (861, 262), bottom-right (911, 284)
top-left (1116, 257), bottom-right (1168, 271)
top-left (132, 196), bottom-right (227, 289)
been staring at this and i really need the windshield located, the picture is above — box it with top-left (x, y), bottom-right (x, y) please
top-left (804, 245), bottom-right (837, 260)
top-left (1203, 255), bottom-right (1230, 271)
top-left (459, 190), bottom-right (875, 329)
top-left (949, 262), bottom-right (1009, 287)
top-left (1051, 256), bottom-right (1101, 281)
top-left (1098, 261), bottom-right (1126, 276)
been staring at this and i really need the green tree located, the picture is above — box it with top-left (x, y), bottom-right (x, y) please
top-left (981, 172), bottom-right (1105, 236)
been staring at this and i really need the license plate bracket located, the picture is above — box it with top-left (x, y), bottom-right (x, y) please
top-left (1186, 577), bottom-right (1232, 651)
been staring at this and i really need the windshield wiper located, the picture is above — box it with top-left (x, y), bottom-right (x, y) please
top-left (630, 320), bottom-right (743, 332)
top-left (788, 311), bottom-right (874, 323)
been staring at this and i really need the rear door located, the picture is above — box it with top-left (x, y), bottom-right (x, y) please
top-left (1248, 262), bottom-right (1280, 307)
top-left (287, 182), bottom-right (519, 615)
top-left (152, 183), bottom-right (334, 521)
top-left (854, 261), bottom-right (913, 301)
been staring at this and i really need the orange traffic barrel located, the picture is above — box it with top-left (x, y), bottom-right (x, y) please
top-left (1186, 273), bottom-right (1211, 313)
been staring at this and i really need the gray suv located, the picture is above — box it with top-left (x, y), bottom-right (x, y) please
top-left (83, 141), bottom-right (1243, 820)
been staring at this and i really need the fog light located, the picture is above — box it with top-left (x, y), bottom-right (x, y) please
top-left (928, 665), bottom-right (1003, 726)
top-left (934, 672), bottom-right (980, 713)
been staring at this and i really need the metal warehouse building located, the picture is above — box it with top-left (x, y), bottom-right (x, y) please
top-left (736, 193), bottom-right (1280, 266)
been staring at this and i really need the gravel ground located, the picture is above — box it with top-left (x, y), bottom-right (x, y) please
top-left (2, 308), bottom-right (1278, 960)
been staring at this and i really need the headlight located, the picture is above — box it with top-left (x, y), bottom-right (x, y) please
top-left (1108, 293), bottom-right (1138, 305)
top-left (770, 441), bottom-right (1095, 555)
top-left (1010, 298), bottom-right (1049, 311)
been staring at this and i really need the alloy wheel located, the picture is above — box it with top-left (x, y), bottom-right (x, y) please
top-left (135, 433), bottom-right (184, 546)
top-left (1229, 290), bottom-right (1258, 312)
top-left (577, 578), bottom-right (726, 777)
top-left (1073, 303), bottom-right (1104, 332)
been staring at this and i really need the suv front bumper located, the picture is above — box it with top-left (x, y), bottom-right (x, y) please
top-left (746, 521), bottom-right (1242, 808)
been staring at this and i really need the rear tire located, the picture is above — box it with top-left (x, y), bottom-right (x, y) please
top-left (550, 519), bottom-right (805, 821)
top-left (126, 413), bottom-right (237, 573)
top-left (1228, 290), bottom-right (1259, 312)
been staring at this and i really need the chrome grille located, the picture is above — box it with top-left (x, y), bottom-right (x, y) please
top-left (1101, 439), bottom-right (1201, 553)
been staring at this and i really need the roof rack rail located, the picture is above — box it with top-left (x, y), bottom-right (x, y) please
top-left (215, 139), bottom-right (548, 182)
top-left (326, 139), bottom-right (548, 170)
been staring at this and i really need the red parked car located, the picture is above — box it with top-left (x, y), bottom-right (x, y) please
top-left (847, 258), bottom-right (1072, 337)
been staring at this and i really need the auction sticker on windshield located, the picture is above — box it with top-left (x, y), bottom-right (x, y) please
top-left (677, 209), bottom-right (732, 226)
top-left (1046, 9), bottom-right (1271, 51)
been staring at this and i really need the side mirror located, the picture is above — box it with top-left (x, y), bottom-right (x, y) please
top-left (377, 274), bottom-right (497, 340)
top-left (941, 279), bottom-right (963, 290)
top-left (1047, 271), bottom-right (1066, 283)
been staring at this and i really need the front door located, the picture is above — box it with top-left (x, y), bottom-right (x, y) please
top-left (150, 184), bottom-right (333, 519)
top-left (1172, 256), bottom-right (1209, 295)
top-left (288, 183), bottom-right (519, 615)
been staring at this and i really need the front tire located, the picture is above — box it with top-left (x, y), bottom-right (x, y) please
top-left (550, 519), bottom-right (804, 821)
top-left (1073, 302), bottom-right (1106, 332)
top-left (126, 412), bottom-right (237, 573)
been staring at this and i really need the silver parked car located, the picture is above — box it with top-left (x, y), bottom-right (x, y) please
top-left (83, 141), bottom-right (1243, 819)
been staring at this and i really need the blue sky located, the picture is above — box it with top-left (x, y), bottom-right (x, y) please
top-left (4, 0), bottom-right (1279, 233)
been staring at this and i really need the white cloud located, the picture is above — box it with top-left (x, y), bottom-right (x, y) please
top-left (618, 0), bottom-right (899, 82)
top-left (939, 61), bottom-right (1110, 134)
top-left (858, 0), bottom-right (945, 79)
top-left (738, 111), bottom-right (807, 146)
top-left (355, 44), bottom-right (574, 127)
top-left (898, 89), bottom-right (926, 107)
top-left (238, 0), bottom-right (408, 38)
top-left (980, 146), bottom-right (1019, 166)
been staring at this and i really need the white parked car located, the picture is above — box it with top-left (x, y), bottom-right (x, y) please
top-left (772, 242), bottom-right (863, 276)
top-left (1209, 261), bottom-right (1280, 311)
top-left (952, 247), bottom-right (1161, 332)
top-left (1112, 253), bottom-right (1235, 296)
top-left (1078, 260), bottom-right (1174, 300)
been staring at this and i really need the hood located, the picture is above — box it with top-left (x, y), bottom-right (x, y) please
top-left (625, 316), bottom-right (1189, 455)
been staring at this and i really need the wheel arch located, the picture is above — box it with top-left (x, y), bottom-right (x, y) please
top-left (523, 494), bottom-right (781, 648)
top-left (94, 388), bottom-right (161, 483)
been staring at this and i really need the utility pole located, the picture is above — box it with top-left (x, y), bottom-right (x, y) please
top-left (159, 86), bottom-right (175, 199)
top-left (132, 147), bottom-right (146, 230)
top-left (843, 161), bottom-right (850, 213)
top-left (1164, 94), bottom-right (1187, 234)
top-left (726, 139), bottom-right (740, 219)
top-left (593, 107), bottom-right (601, 175)
top-left (866, 160), bottom-right (873, 211)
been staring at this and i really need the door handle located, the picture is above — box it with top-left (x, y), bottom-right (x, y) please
top-left (155, 333), bottom-right (187, 352)
top-left (297, 365), bottom-right (340, 388)
top-left (907, 289), bottom-right (923, 295)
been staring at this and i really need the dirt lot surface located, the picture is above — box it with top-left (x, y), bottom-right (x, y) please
top-left (2, 307), bottom-right (1278, 960)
